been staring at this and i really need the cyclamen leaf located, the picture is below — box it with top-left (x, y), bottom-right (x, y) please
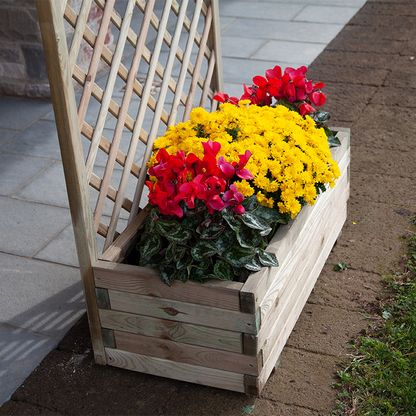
top-left (224, 246), bottom-right (255, 267)
top-left (313, 111), bottom-right (331, 123)
top-left (213, 260), bottom-right (234, 281)
top-left (215, 234), bottom-right (231, 255)
top-left (181, 215), bottom-right (199, 230)
top-left (241, 195), bottom-right (259, 212)
top-left (244, 258), bottom-right (262, 272)
top-left (191, 240), bottom-right (218, 261)
top-left (156, 264), bottom-right (176, 286)
top-left (188, 266), bottom-right (209, 283)
top-left (200, 223), bottom-right (225, 240)
top-left (139, 233), bottom-right (162, 258)
top-left (241, 212), bottom-right (272, 235)
top-left (222, 212), bottom-right (241, 231)
top-left (255, 248), bottom-right (279, 267)
top-left (166, 227), bottom-right (193, 242)
top-left (254, 205), bottom-right (285, 225)
top-left (176, 250), bottom-right (192, 271)
top-left (173, 245), bottom-right (187, 262)
top-left (165, 242), bottom-right (177, 264)
top-left (236, 226), bottom-right (262, 249)
top-left (176, 268), bottom-right (189, 283)
top-left (155, 219), bottom-right (178, 236)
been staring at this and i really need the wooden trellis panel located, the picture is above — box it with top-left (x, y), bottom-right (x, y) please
top-left (36, 0), bottom-right (223, 365)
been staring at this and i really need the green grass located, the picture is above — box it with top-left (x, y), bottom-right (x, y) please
top-left (333, 218), bottom-right (416, 416)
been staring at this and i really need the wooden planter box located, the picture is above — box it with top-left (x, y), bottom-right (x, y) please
top-left (92, 129), bottom-right (350, 396)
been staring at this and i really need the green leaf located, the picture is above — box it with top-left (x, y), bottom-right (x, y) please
top-left (214, 260), bottom-right (235, 281)
top-left (188, 266), bottom-right (209, 283)
top-left (313, 111), bottom-right (331, 123)
top-left (222, 212), bottom-right (241, 231)
top-left (241, 195), bottom-right (259, 212)
top-left (165, 241), bottom-right (176, 264)
top-left (176, 250), bottom-right (192, 271)
top-left (200, 223), bottom-right (225, 240)
top-left (215, 234), bottom-right (231, 255)
top-left (181, 215), bottom-right (199, 230)
top-left (236, 226), bottom-right (262, 249)
top-left (156, 264), bottom-right (176, 286)
top-left (244, 258), bottom-right (262, 272)
top-left (191, 240), bottom-right (218, 261)
top-left (334, 262), bottom-right (347, 271)
top-left (242, 404), bottom-right (255, 415)
top-left (173, 245), bottom-right (187, 262)
top-left (176, 268), bottom-right (189, 283)
top-left (233, 266), bottom-right (243, 276)
top-left (241, 212), bottom-right (272, 235)
top-left (224, 246), bottom-right (255, 267)
top-left (166, 227), bottom-right (193, 243)
top-left (139, 233), bottom-right (162, 258)
top-left (155, 219), bottom-right (178, 236)
top-left (256, 248), bottom-right (279, 267)
top-left (254, 205), bottom-right (284, 225)
top-left (382, 310), bottom-right (392, 320)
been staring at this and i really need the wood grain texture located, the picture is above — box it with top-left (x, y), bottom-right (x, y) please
top-left (108, 290), bottom-right (259, 334)
top-left (99, 308), bottom-right (243, 353)
top-left (94, 260), bottom-right (242, 311)
top-left (105, 348), bottom-right (245, 392)
top-left (114, 330), bottom-right (259, 375)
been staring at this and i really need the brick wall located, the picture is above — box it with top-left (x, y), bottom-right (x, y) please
top-left (0, 0), bottom-right (115, 99)
top-left (0, 0), bottom-right (50, 98)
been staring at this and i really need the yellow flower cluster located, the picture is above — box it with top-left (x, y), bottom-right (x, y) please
top-left (150, 103), bottom-right (341, 219)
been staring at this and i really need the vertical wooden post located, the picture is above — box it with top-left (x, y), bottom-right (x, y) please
top-left (36, 0), bottom-right (106, 364)
top-left (209, 0), bottom-right (224, 94)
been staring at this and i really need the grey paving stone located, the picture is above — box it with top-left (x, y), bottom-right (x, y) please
top-left (223, 18), bottom-right (344, 44)
top-left (222, 82), bottom-right (246, 99)
top-left (220, 16), bottom-right (236, 31)
top-left (0, 97), bottom-right (52, 131)
top-left (268, 0), bottom-right (365, 5)
top-left (0, 253), bottom-right (85, 338)
top-left (14, 161), bottom-right (69, 208)
top-left (0, 152), bottom-right (52, 197)
top-left (0, 128), bottom-right (18, 147)
top-left (0, 325), bottom-right (58, 406)
top-left (0, 196), bottom-right (71, 257)
top-left (251, 40), bottom-right (327, 65)
top-left (293, 5), bottom-right (360, 24)
top-left (221, 36), bottom-right (267, 59)
top-left (1, 120), bottom-right (61, 160)
top-left (219, 1), bottom-right (304, 21)
top-left (222, 57), bottom-right (302, 84)
top-left (35, 224), bottom-right (79, 268)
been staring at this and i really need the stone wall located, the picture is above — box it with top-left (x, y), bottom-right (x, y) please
top-left (0, 0), bottom-right (115, 99)
top-left (0, 0), bottom-right (50, 98)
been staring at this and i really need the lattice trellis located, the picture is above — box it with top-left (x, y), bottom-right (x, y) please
top-left (37, 0), bottom-right (223, 362)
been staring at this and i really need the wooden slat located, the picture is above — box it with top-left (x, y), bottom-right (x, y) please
top-left (114, 330), bottom-right (259, 375)
top-left (105, 347), bottom-right (245, 393)
top-left (64, 3), bottom-right (171, 124)
top-left (94, 260), bottom-right (243, 311)
top-left (183, 1), bottom-right (211, 121)
top-left (167, 0), bottom-right (204, 126)
top-left (257, 203), bottom-right (349, 392)
top-left (99, 308), bottom-right (243, 353)
top-left (80, 121), bottom-right (141, 178)
top-left (240, 131), bottom-right (350, 314)
top-left (36, 0), bottom-right (106, 364)
top-left (254, 175), bottom-right (350, 356)
top-left (108, 290), bottom-right (259, 334)
top-left (200, 49), bottom-right (216, 108)
top-left (104, 0), bottom-right (174, 249)
top-left (258, 153), bottom-right (350, 325)
top-left (91, 0), bottom-right (139, 231)
top-left (76, 0), bottom-right (116, 130)
top-left (128, 0), bottom-right (192, 221)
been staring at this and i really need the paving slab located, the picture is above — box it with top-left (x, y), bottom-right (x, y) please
top-left (223, 19), bottom-right (344, 44)
top-left (0, 253), bottom-right (84, 339)
top-left (0, 120), bottom-right (61, 160)
top-left (0, 153), bottom-right (52, 197)
top-left (0, 98), bottom-right (52, 131)
top-left (0, 196), bottom-right (71, 257)
top-left (221, 36), bottom-right (267, 59)
top-left (251, 40), bottom-right (327, 65)
top-left (293, 5), bottom-right (360, 24)
top-left (0, 129), bottom-right (17, 146)
top-left (0, 325), bottom-right (58, 406)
